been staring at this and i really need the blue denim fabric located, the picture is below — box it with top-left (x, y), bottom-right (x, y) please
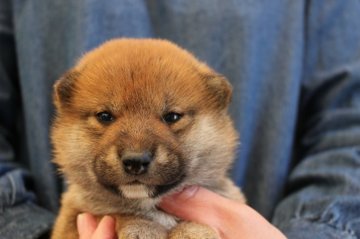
top-left (1, 0), bottom-right (360, 238)
top-left (0, 164), bottom-right (35, 209)
top-left (0, 201), bottom-right (54, 239)
top-left (0, 165), bottom-right (54, 238)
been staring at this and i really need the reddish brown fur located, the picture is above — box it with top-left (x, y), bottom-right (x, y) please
top-left (51, 39), bottom-right (244, 239)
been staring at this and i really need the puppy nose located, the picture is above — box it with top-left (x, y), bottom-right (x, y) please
top-left (122, 151), bottom-right (153, 175)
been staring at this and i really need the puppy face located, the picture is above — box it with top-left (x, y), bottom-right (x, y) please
top-left (52, 39), bottom-right (238, 200)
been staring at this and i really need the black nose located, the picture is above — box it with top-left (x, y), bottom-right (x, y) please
top-left (122, 151), bottom-right (153, 175)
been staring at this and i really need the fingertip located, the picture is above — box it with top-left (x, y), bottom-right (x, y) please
top-left (77, 213), bottom-right (88, 229)
top-left (77, 213), bottom-right (97, 238)
top-left (93, 215), bottom-right (116, 239)
top-left (77, 213), bottom-right (84, 225)
top-left (100, 215), bottom-right (116, 227)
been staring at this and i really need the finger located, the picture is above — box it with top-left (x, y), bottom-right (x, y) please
top-left (92, 215), bottom-right (116, 239)
top-left (77, 213), bottom-right (98, 239)
top-left (159, 186), bottom-right (231, 227)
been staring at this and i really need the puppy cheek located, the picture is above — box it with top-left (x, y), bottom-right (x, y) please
top-left (153, 152), bottom-right (186, 183)
top-left (150, 152), bottom-right (186, 197)
top-left (53, 125), bottom-right (96, 177)
top-left (91, 147), bottom-right (123, 192)
top-left (92, 158), bottom-right (121, 195)
top-left (180, 116), bottom-right (227, 171)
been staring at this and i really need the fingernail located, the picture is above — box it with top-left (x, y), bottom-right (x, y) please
top-left (77, 213), bottom-right (85, 227)
top-left (168, 185), bottom-right (200, 201)
top-left (179, 185), bottom-right (199, 198)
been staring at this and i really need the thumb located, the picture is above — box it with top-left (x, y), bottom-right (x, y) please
top-left (159, 186), bottom-right (229, 228)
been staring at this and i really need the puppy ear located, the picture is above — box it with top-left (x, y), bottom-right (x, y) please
top-left (53, 70), bottom-right (79, 109)
top-left (204, 74), bottom-right (233, 110)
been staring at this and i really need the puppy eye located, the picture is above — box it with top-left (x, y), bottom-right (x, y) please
top-left (96, 111), bottom-right (114, 123)
top-left (163, 112), bottom-right (183, 124)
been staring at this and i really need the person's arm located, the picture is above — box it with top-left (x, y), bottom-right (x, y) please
top-left (271, 1), bottom-right (360, 238)
top-left (0, 1), bottom-right (54, 238)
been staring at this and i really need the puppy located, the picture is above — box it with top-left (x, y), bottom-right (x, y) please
top-left (51, 38), bottom-right (245, 239)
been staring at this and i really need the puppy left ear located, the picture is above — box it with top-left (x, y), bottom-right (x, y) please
top-left (204, 74), bottom-right (233, 110)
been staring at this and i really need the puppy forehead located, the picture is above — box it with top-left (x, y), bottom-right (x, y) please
top-left (76, 65), bottom-right (194, 110)
top-left (74, 40), bottom-right (208, 110)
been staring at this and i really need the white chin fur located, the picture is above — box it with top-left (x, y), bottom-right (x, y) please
top-left (119, 184), bottom-right (150, 198)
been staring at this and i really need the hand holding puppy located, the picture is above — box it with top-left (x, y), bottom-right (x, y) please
top-left (78, 186), bottom-right (287, 239)
top-left (160, 186), bottom-right (287, 239)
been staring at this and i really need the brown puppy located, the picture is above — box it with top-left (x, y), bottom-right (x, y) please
top-left (51, 39), bottom-right (245, 239)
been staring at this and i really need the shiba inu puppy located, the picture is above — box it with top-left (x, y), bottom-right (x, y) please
top-left (51, 39), bottom-right (245, 239)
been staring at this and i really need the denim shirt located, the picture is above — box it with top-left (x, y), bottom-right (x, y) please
top-left (1, 0), bottom-right (360, 238)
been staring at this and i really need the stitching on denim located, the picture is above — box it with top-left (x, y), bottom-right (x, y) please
top-left (321, 201), bottom-right (359, 237)
top-left (295, 202), bottom-right (357, 237)
top-left (320, 220), bottom-right (356, 238)
top-left (289, 217), bottom-right (357, 238)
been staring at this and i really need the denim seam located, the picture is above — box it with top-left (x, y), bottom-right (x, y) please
top-left (7, 173), bottom-right (16, 205)
top-left (22, 223), bottom-right (50, 239)
top-left (0, 202), bottom-right (54, 239)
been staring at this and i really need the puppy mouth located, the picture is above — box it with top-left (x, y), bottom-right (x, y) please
top-left (93, 155), bottom-right (186, 199)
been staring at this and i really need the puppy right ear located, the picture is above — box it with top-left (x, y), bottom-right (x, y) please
top-left (204, 74), bottom-right (233, 110)
top-left (53, 70), bottom-right (79, 109)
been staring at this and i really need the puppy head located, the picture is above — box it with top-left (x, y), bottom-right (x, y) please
top-left (52, 39), bottom-right (237, 200)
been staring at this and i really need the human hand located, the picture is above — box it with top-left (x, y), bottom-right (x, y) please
top-left (160, 186), bottom-right (287, 239)
top-left (77, 213), bottom-right (116, 239)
